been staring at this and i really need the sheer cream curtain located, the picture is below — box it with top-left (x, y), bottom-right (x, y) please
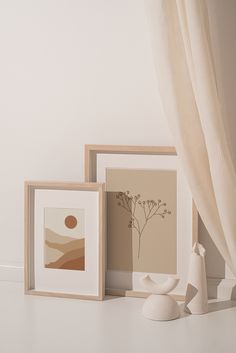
top-left (145, 0), bottom-right (236, 275)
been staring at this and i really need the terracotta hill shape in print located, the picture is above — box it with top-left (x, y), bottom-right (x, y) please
top-left (45, 228), bottom-right (79, 244)
top-left (45, 228), bottom-right (85, 271)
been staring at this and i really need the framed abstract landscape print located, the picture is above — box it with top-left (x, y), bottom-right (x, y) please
top-left (24, 182), bottom-right (105, 300)
top-left (85, 145), bottom-right (198, 300)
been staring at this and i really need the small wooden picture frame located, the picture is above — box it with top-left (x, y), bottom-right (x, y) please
top-left (25, 181), bottom-right (105, 300)
top-left (85, 145), bottom-right (198, 301)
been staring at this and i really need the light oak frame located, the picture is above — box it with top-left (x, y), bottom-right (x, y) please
top-left (24, 181), bottom-right (106, 301)
top-left (84, 145), bottom-right (198, 301)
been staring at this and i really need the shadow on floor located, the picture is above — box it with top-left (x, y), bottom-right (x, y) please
top-left (103, 295), bottom-right (121, 301)
top-left (178, 299), bottom-right (236, 318)
top-left (208, 300), bottom-right (236, 313)
top-left (178, 303), bottom-right (191, 319)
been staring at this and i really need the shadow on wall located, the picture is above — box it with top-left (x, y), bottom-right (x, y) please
top-left (198, 216), bottom-right (236, 299)
top-left (199, 216), bottom-right (226, 299)
top-left (208, 0), bottom-right (236, 171)
top-left (199, 216), bottom-right (226, 280)
top-left (207, 278), bottom-right (236, 300)
top-left (231, 285), bottom-right (236, 300)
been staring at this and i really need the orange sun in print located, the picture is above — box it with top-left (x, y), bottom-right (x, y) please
top-left (64, 215), bottom-right (78, 229)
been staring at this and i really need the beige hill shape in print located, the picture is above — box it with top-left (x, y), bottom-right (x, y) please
top-left (45, 228), bottom-right (85, 271)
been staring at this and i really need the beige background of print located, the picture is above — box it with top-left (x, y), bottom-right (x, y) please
top-left (106, 169), bottom-right (177, 274)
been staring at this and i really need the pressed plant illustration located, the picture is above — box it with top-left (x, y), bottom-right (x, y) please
top-left (116, 191), bottom-right (171, 259)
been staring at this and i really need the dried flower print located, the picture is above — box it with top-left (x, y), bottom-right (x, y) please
top-left (116, 191), bottom-right (171, 259)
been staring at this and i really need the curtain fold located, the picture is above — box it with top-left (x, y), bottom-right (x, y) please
top-left (146, 0), bottom-right (236, 275)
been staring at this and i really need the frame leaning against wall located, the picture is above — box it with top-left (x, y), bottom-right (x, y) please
top-left (24, 181), bottom-right (106, 301)
top-left (85, 145), bottom-right (198, 301)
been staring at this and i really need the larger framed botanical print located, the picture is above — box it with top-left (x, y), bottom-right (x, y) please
top-left (85, 145), bottom-right (198, 300)
top-left (24, 181), bottom-right (105, 300)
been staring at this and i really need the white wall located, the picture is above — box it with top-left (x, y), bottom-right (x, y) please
top-left (0, 0), bottom-right (172, 271)
top-left (0, 0), bottom-right (235, 284)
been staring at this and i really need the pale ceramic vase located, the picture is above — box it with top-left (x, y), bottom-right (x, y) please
top-left (141, 275), bottom-right (180, 321)
top-left (184, 242), bottom-right (208, 315)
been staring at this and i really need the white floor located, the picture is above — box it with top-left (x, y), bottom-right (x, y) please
top-left (0, 282), bottom-right (236, 353)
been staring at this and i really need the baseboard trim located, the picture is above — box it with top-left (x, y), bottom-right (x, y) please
top-left (0, 267), bottom-right (235, 299)
top-left (0, 265), bottom-right (24, 282)
top-left (207, 277), bottom-right (236, 300)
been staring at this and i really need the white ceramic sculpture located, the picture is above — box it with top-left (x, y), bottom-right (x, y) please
top-left (184, 242), bottom-right (208, 315)
top-left (141, 275), bottom-right (180, 321)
